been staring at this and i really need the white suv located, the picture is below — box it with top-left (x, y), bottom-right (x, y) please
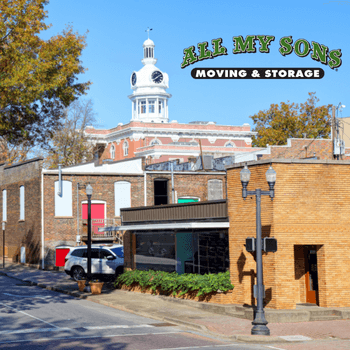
top-left (64, 244), bottom-right (124, 281)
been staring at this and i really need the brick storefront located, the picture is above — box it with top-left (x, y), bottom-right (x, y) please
top-left (0, 158), bottom-right (43, 264)
top-left (227, 159), bottom-right (350, 309)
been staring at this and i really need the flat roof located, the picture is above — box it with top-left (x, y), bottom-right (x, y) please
top-left (226, 158), bottom-right (350, 170)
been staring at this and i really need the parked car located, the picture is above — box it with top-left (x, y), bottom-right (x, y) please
top-left (64, 244), bottom-right (124, 281)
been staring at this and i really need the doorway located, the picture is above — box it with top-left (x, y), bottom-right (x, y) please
top-left (304, 246), bottom-right (319, 304)
top-left (154, 179), bottom-right (168, 205)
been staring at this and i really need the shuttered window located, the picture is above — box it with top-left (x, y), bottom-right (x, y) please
top-left (115, 181), bottom-right (131, 216)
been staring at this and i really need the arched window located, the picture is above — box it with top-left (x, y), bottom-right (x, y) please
top-left (150, 138), bottom-right (161, 146)
top-left (55, 181), bottom-right (72, 217)
top-left (20, 186), bottom-right (25, 220)
top-left (123, 141), bottom-right (129, 156)
top-left (2, 189), bottom-right (7, 222)
top-left (114, 181), bottom-right (131, 216)
top-left (225, 141), bottom-right (235, 147)
top-left (110, 144), bottom-right (115, 159)
top-left (208, 179), bottom-right (223, 200)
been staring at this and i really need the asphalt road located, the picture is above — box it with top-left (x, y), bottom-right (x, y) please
top-left (0, 274), bottom-right (278, 350)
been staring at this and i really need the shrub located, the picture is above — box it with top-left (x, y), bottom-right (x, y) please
top-left (114, 270), bottom-right (234, 297)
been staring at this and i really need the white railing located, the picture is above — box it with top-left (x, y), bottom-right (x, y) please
top-left (82, 218), bottom-right (123, 244)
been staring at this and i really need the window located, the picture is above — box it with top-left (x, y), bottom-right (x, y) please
top-left (110, 247), bottom-right (124, 258)
top-left (20, 186), bottom-right (25, 220)
top-left (154, 179), bottom-right (168, 205)
top-left (2, 189), bottom-right (6, 222)
top-left (100, 249), bottom-right (114, 259)
top-left (71, 249), bottom-right (85, 258)
top-left (123, 141), bottom-right (129, 156)
top-left (149, 100), bottom-right (155, 113)
top-left (114, 181), bottom-right (131, 216)
top-left (208, 179), bottom-right (223, 200)
top-left (55, 181), bottom-right (73, 217)
top-left (159, 100), bottom-right (163, 113)
top-left (139, 100), bottom-right (146, 114)
top-left (110, 144), bottom-right (115, 159)
top-left (150, 139), bottom-right (161, 146)
top-left (225, 141), bottom-right (235, 147)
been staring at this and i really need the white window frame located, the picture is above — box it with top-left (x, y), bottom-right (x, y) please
top-left (20, 185), bottom-right (25, 221)
top-left (110, 144), bottom-right (115, 159)
top-left (2, 189), bottom-right (7, 222)
top-left (149, 100), bottom-right (155, 113)
top-left (123, 141), bottom-right (129, 156)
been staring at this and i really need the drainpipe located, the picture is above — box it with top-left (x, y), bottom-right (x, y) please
top-left (171, 162), bottom-right (175, 203)
top-left (77, 183), bottom-right (80, 245)
top-left (41, 170), bottom-right (45, 270)
top-left (57, 164), bottom-right (62, 196)
top-left (144, 172), bottom-right (147, 206)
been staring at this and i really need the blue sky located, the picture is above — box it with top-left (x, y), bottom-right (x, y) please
top-left (43, 0), bottom-right (349, 129)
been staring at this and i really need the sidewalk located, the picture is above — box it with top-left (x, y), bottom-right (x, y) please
top-left (1, 261), bottom-right (350, 346)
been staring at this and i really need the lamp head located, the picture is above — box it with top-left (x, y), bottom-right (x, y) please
top-left (86, 184), bottom-right (93, 196)
top-left (240, 164), bottom-right (251, 184)
top-left (265, 165), bottom-right (276, 184)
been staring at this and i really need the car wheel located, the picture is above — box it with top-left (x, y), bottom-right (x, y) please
top-left (71, 266), bottom-right (85, 281)
top-left (115, 266), bottom-right (124, 278)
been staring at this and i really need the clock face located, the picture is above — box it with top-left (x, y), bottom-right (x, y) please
top-left (151, 71), bottom-right (163, 83)
top-left (131, 72), bottom-right (137, 86)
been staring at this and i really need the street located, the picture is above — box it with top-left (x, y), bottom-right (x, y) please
top-left (0, 274), bottom-right (269, 350)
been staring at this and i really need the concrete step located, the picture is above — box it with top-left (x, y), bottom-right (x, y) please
top-left (309, 315), bottom-right (342, 321)
top-left (309, 309), bottom-right (342, 317)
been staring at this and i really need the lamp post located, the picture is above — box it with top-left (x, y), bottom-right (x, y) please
top-left (2, 222), bottom-right (5, 269)
top-left (240, 163), bottom-right (276, 336)
top-left (84, 184), bottom-right (93, 292)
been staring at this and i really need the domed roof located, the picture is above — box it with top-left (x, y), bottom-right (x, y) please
top-left (143, 38), bottom-right (155, 47)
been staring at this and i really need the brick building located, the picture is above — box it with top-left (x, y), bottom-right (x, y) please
top-left (226, 159), bottom-right (350, 309)
top-left (0, 158), bottom-right (43, 264)
top-left (0, 156), bottom-right (227, 267)
top-left (85, 37), bottom-right (258, 164)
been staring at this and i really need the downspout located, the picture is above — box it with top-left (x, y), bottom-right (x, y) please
top-left (57, 164), bottom-right (62, 196)
top-left (77, 183), bottom-right (80, 245)
top-left (171, 162), bottom-right (175, 203)
top-left (144, 172), bottom-right (147, 206)
top-left (41, 170), bottom-right (45, 270)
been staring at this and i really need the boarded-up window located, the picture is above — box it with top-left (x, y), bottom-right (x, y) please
top-left (55, 181), bottom-right (72, 217)
top-left (2, 189), bottom-right (6, 222)
top-left (115, 181), bottom-right (131, 216)
top-left (20, 186), bottom-right (25, 220)
top-left (208, 179), bottom-right (223, 200)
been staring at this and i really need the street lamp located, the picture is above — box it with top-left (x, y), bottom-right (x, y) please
top-left (84, 184), bottom-right (93, 292)
top-left (240, 163), bottom-right (276, 336)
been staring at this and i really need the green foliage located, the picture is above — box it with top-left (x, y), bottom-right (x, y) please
top-left (115, 270), bottom-right (234, 298)
top-left (250, 92), bottom-right (332, 147)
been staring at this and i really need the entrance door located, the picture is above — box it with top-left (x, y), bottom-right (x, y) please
top-left (82, 203), bottom-right (105, 235)
top-left (304, 246), bottom-right (319, 304)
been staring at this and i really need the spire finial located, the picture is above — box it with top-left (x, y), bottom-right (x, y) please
top-left (145, 27), bottom-right (153, 39)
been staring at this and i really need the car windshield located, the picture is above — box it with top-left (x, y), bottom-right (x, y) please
top-left (110, 247), bottom-right (124, 258)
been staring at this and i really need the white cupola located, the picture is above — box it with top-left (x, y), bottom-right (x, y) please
top-left (128, 34), bottom-right (171, 123)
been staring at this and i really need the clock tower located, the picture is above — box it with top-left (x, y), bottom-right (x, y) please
top-left (128, 37), bottom-right (171, 123)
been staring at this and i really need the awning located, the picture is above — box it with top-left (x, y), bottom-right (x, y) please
top-left (98, 222), bottom-right (230, 232)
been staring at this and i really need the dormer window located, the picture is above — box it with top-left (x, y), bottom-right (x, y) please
top-left (225, 141), bottom-right (236, 147)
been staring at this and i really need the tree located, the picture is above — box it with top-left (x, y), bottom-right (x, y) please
top-left (0, 136), bottom-right (31, 164)
top-left (45, 99), bottom-right (98, 168)
top-left (0, 0), bottom-right (90, 147)
top-left (250, 92), bottom-right (332, 147)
